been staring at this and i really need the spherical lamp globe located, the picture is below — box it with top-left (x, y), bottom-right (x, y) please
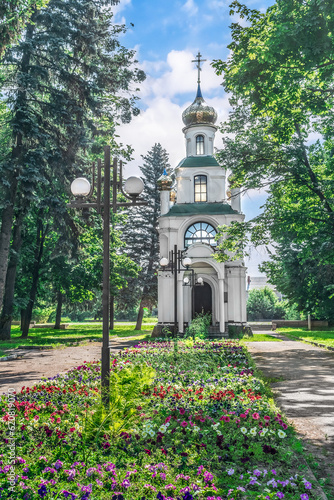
top-left (183, 257), bottom-right (192, 267)
top-left (124, 176), bottom-right (144, 197)
top-left (71, 178), bottom-right (91, 197)
top-left (160, 257), bottom-right (169, 267)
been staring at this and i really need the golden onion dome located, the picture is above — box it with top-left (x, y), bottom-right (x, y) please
top-left (182, 84), bottom-right (217, 127)
top-left (157, 169), bottom-right (173, 191)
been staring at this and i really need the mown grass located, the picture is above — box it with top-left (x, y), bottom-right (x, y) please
top-left (278, 327), bottom-right (334, 348)
top-left (0, 320), bottom-right (156, 357)
top-left (240, 333), bottom-right (282, 342)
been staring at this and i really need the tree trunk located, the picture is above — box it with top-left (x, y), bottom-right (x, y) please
top-left (54, 291), bottom-right (63, 329)
top-left (0, 175), bottom-right (19, 312)
top-left (135, 296), bottom-right (145, 331)
top-left (21, 217), bottom-right (47, 338)
top-left (0, 19), bottom-right (36, 312)
top-left (0, 209), bottom-right (25, 340)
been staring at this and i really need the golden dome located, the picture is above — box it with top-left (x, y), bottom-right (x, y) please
top-left (182, 84), bottom-right (217, 127)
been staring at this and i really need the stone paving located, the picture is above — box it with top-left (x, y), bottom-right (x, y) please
top-left (247, 331), bottom-right (334, 496)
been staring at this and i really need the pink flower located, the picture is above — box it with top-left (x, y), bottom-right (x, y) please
top-left (223, 416), bottom-right (230, 422)
top-left (264, 415), bottom-right (270, 421)
top-left (165, 416), bottom-right (172, 423)
top-left (252, 413), bottom-right (260, 420)
top-left (179, 409), bottom-right (185, 415)
top-left (180, 421), bottom-right (188, 427)
top-left (240, 413), bottom-right (247, 418)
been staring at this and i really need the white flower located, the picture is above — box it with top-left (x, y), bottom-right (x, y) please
top-left (249, 427), bottom-right (257, 436)
top-left (260, 428), bottom-right (268, 436)
top-left (193, 426), bottom-right (200, 432)
top-left (216, 430), bottom-right (222, 436)
top-left (240, 427), bottom-right (248, 434)
top-left (159, 425), bottom-right (167, 433)
top-left (278, 430), bottom-right (286, 438)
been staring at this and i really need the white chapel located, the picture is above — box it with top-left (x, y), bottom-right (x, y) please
top-left (156, 54), bottom-right (247, 334)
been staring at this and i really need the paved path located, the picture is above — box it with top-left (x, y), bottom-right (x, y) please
top-left (247, 332), bottom-right (334, 494)
top-left (247, 332), bottom-right (334, 447)
top-left (0, 338), bottom-right (140, 394)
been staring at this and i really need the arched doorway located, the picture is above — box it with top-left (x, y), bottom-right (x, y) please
top-left (194, 282), bottom-right (212, 323)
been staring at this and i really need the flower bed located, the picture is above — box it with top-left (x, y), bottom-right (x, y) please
top-left (0, 339), bottom-right (318, 499)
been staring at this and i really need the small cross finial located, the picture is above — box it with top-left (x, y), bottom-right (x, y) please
top-left (191, 51), bottom-right (207, 85)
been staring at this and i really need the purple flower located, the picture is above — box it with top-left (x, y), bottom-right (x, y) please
top-left (277, 493), bottom-right (284, 499)
top-left (54, 460), bottom-right (63, 470)
top-left (121, 479), bottom-right (130, 488)
top-left (203, 471), bottom-right (214, 483)
top-left (304, 482), bottom-right (312, 490)
top-left (300, 495), bottom-right (309, 500)
top-left (182, 492), bottom-right (193, 500)
top-left (38, 485), bottom-right (47, 498)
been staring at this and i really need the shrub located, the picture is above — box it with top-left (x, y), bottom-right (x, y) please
top-left (247, 287), bottom-right (285, 320)
top-left (185, 312), bottom-right (211, 339)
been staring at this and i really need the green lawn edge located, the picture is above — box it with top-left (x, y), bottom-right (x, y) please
top-left (0, 321), bottom-right (156, 357)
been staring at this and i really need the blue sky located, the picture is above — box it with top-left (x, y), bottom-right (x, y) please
top-left (113, 0), bottom-right (273, 274)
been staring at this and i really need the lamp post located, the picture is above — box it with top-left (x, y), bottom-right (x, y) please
top-left (159, 246), bottom-right (192, 336)
top-left (68, 146), bottom-right (147, 406)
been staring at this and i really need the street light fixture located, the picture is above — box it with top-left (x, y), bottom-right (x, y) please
top-left (68, 146), bottom-right (147, 407)
top-left (158, 246), bottom-right (192, 336)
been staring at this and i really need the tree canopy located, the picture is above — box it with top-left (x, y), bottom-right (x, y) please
top-left (213, 0), bottom-right (334, 320)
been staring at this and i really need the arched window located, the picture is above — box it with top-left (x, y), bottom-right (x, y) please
top-left (194, 175), bottom-right (207, 202)
top-left (196, 135), bottom-right (204, 155)
top-left (185, 221), bottom-right (217, 248)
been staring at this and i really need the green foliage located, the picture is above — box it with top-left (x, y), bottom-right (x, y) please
top-left (118, 144), bottom-right (170, 326)
top-left (212, 0), bottom-right (334, 320)
top-left (84, 363), bottom-right (155, 441)
top-left (0, 0), bottom-right (50, 56)
top-left (185, 312), bottom-right (211, 339)
top-left (247, 287), bottom-right (285, 321)
top-left (31, 306), bottom-right (55, 323)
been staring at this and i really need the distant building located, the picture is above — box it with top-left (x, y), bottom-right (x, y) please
top-left (246, 276), bottom-right (283, 300)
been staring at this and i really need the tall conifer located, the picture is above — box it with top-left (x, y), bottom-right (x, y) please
top-left (0, 0), bottom-right (144, 328)
top-left (118, 143), bottom-right (170, 329)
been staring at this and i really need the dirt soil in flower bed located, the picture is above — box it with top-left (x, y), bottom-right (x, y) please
top-left (0, 338), bottom-right (140, 394)
top-left (247, 331), bottom-right (334, 497)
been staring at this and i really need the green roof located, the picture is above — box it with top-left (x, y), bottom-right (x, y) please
top-left (162, 202), bottom-right (238, 217)
top-left (176, 156), bottom-right (220, 169)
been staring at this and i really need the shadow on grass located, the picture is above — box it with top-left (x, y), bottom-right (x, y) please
top-left (0, 322), bottom-right (155, 356)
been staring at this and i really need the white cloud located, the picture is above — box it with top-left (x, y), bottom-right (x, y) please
top-left (112, 0), bottom-right (132, 17)
top-left (182, 0), bottom-right (198, 15)
top-left (117, 49), bottom-right (230, 176)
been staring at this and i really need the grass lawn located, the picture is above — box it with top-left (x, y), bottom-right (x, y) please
top-left (240, 333), bottom-right (282, 343)
top-left (278, 327), bottom-right (334, 348)
top-left (0, 320), bottom-right (156, 357)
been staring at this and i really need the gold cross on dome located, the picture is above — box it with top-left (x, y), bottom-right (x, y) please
top-left (191, 51), bottom-right (207, 84)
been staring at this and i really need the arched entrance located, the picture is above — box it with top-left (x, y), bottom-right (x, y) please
top-left (194, 282), bottom-right (212, 323)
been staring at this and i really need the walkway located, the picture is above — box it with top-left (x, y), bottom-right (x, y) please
top-left (0, 338), bottom-right (140, 394)
top-left (247, 331), bottom-right (334, 493)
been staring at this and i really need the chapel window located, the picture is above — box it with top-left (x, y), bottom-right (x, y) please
top-left (194, 175), bottom-right (207, 202)
top-left (196, 135), bottom-right (204, 155)
top-left (184, 221), bottom-right (217, 248)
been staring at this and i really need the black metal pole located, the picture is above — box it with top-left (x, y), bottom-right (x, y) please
top-left (109, 158), bottom-right (118, 330)
top-left (101, 146), bottom-right (111, 407)
top-left (174, 244), bottom-right (178, 336)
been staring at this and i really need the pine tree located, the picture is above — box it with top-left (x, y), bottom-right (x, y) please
top-left (118, 144), bottom-right (170, 329)
top-left (0, 0), bottom-right (144, 338)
